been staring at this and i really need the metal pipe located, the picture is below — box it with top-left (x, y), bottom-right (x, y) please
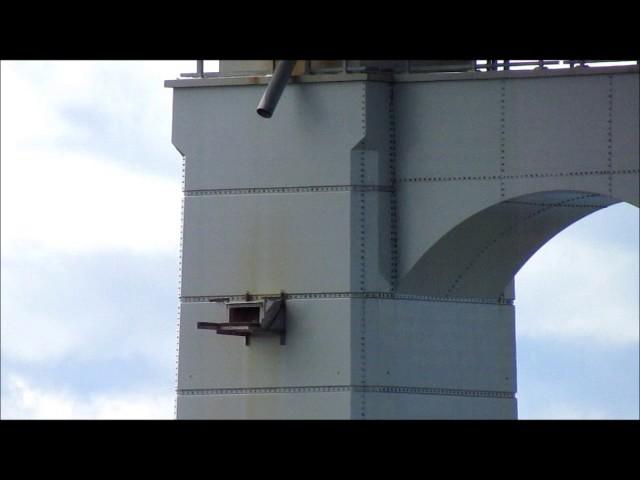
top-left (256, 60), bottom-right (296, 118)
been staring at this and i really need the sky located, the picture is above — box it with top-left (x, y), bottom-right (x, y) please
top-left (1, 60), bottom-right (638, 419)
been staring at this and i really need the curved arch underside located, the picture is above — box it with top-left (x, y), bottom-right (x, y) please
top-left (397, 190), bottom-right (625, 299)
top-left (393, 70), bottom-right (639, 301)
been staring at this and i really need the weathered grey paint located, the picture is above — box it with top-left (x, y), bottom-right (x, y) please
top-left (167, 66), bottom-right (639, 419)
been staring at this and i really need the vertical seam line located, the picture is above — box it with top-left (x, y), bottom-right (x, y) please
top-left (174, 155), bottom-right (186, 419)
top-left (389, 82), bottom-right (399, 291)
top-left (500, 80), bottom-right (506, 198)
top-left (608, 75), bottom-right (613, 195)
top-left (359, 83), bottom-right (367, 418)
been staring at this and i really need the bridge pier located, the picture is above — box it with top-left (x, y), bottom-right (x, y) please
top-left (167, 63), bottom-right (638, 419)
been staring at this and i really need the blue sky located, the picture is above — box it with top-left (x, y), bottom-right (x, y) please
top-left (1, 60), bottom-right (638, 419)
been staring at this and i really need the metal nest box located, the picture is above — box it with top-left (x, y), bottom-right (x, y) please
top-left (197, 293), bottom-right (287, 346)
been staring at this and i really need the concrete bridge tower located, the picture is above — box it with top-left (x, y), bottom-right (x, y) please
top-left (166, 60), bottom-right (639, 419)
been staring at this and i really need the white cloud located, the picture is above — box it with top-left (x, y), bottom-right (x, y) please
top-left (1, 60), bottom-right (193, 144)
top-left (1, 60), bottom-right (186, 257)
top-left (1, 63), bottom-right (71, 147)
top-left (0, 61), bottom-right (194, 420)
top-left (515, 206), bottom-right (639, 346)
top-left (522, 401), bottom-right (612, 420)
top-left (1, 373), bottom-right (174, 420)
top-left (1, 61), bottom-right (185, 370)
top-left (1, 149), bottom-right (181, 256)
top-left (0, 309), bottom-right (78, 364)
top-left (0, 251), bottom-right (178, 366)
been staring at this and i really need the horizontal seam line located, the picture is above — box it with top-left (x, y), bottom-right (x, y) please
top-left (184, 185), bottom-right (393, 195)
top-left (177, 385), bottom-right (515, 399)
top-left (397, 169), bottom-right (639, 183)
top-left (180, 292), bottom-right (513, 306)
top-left (503, 200), bottom-right (611, 208)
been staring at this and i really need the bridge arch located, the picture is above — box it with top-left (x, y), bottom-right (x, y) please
top-left (397, 189), bottom-right (638, 299)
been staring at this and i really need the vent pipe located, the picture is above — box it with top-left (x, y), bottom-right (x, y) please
top-left (256, 60), bottom-right (297, 118)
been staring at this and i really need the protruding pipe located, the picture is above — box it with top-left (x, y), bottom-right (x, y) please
top-left (256, 60), bottom-right (297, 118)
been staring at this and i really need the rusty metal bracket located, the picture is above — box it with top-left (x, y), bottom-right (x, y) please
top-left (197, 292), bottom-right (286, 346)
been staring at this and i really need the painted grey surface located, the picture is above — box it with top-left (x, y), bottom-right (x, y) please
top-left (168, 66), bottom-right (639, 419)
top-left (172, 83), bottom-right (366, 191)
top-left (611, 174), bottom-right (640, 206)
top-left (502, 75), bottom-right (610, 175)
top-left (353, 299), bottom-right (516, 392)
top-left (350, 191), bottom-right (393, 292)
top-left (394, 79), bottom-right (503, 180)
top-left (361, 82), bottom-right (392, 186)
top-left (358, 393), bottom-right (517, 420)
top-left (398, 191), bottom-right (618, 298)
top-left (177, 390), bottom-right (352, 419)
top-left (397, 180), bottom-right (502, 279)
top-left (502, 174), bottom-right (623, 203)
top-left (177, 299), bottom-right (352, 390)
top-left (394, 71), bottom-right (640, 281)
top-left (612, 74), bottom-right (640, 171)
top-left (220, 60), bottom-right (273, 76)
top-left (180, 193), bottom-right (353, 296)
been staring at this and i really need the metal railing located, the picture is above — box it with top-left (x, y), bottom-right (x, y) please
top-left (473, 59), bottom-right (638, 71)
top-left (180, 60), bottom-right (638, 78)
